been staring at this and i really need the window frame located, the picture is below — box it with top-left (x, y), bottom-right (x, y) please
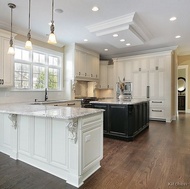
top-left (13, 41), bottom-right (63, 91)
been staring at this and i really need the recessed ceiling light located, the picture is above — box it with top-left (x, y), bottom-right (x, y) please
top-left (120, 39), bottom-right (125, 42)
top-left (104, 49), bottom-right (108, 51)
top-left (170, 17), bottom-right (177, 21)
top-left (126, 43), bottom-right (131, 46)
top-left (55, 9), bottom-right (63, 13)
top-left (92, 6), bottom-right (99, 12)
top-left (84, 39), bottom-right (88, 42)
top-left (175, 35), bottom-right (181, 39)
top-left (113, 34), bottom-right (118, 37)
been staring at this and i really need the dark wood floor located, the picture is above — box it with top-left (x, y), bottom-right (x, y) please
top-left (1, 113), bottom-right (190, 189)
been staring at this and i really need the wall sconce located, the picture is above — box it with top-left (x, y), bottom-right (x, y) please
top-left (48, 0), bottom-right (57, 44)
top-left (7, 3), bottom-right (16, 55)
top-left (25, 0), bottom-right (32, 50)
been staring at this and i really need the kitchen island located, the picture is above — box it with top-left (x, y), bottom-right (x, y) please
top-left (0, 103), bottom-right (104, 188)
top-left (91, 99), bottom-right (149, 141)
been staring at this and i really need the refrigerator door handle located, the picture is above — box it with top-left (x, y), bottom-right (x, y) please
top-left (147, 86), bottom-right (150, 98)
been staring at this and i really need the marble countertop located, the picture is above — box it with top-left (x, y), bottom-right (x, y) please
top-left (90, 99), bottom-right (149, 105)
top-left (0, 103), bottom-right (103, 120)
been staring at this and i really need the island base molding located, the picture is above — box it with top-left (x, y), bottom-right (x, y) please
top-left (0, 112), bottom-right (103, 188)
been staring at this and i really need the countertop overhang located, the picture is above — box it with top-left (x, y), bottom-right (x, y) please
top-left (0, 103), bottom-right (104, 120)
top-left (90, 99), bottom-right (149, 105)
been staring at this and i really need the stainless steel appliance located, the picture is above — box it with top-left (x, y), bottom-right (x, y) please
top-left (116, 82), bottom-right (132, 100)
top-left (81, 97), bottom-right (98, 108)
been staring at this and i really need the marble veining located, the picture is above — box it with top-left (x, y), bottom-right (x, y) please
top-left (0, 103), bottom-right (104, 120)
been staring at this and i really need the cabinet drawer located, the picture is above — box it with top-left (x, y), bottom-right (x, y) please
top-left (150, 100), bottom-right (164, 107)
top-left (150, 108), bottom-right (165, 119)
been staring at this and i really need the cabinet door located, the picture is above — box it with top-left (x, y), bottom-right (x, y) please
top-left (132, 71), bottom-right (148, 98)
top-left (124, 61), bottom-right (132, 81)
top-left (0, 37), bottom-right (13, 87)
top-left (149, 70), bottom-right (165, 99)
top-left (85, 54), bottom-right (92, 78)
top-left (109, 105), bottom-right (127, 136)
top-left (75, 50), bottom-right (85, 77)
top-left (107, 65), bottom-right (113, 89)
top-left (91, 104), bottom-right (109, 133)
top-left (91, 56), bottom-right (99, 79)
top-left (115, 61), bottom-right (125, 81)
top-left (99, 62), bottom-right (108, 89)
top-left (3, 38), bottom-right (13, 86)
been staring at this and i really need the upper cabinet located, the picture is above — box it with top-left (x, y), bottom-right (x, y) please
top-left (74, 47), bottom-right (99, 81)
top-left (0, 29), bottom-right (15, 87)
top-left (99, 61), bottom-right (113, 89)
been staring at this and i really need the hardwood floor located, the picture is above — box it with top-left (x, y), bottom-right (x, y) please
top-left (1, 113), bottom-right (190, 189)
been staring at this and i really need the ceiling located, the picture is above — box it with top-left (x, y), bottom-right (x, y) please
top-left (0, 0), bottom-right (189, 59)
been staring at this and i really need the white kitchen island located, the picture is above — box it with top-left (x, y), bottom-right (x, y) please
top-left (0, 104), bottom-right (104, 188)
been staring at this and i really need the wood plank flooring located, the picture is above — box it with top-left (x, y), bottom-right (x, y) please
top-left (1, 112), bottom-right (190, 189)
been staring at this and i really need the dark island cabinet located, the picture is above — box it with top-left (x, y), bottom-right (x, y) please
top-left (92, 101), bottom-right (149, 141)
top-left (92, 103), bottom-right (109, 133)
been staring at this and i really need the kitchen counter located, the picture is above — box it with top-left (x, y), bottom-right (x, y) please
top-left (0, 103), bottom-right (103, 119)
top-left (90, 98), bottom-right (149, 105)
top-left (0, 103), bottom-right (103, 187)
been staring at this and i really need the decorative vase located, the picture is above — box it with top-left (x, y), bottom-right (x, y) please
top-left (119, 93), bottom-right (124, 102)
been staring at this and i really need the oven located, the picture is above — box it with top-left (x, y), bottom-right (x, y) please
top-left (81, 97), bottom-right (98, 108)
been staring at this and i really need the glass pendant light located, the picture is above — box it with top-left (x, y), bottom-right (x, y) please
top-left (25, 0), bottom-right (32, 50)
top-left (48, 0), bottom-right (57, 44)
top-left (7, 3), bottom-right (16, 55)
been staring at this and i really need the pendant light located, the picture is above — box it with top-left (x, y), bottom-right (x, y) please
top-left (25, 0), bottom-right (32, 50)
top-left (48, 0), bottom-right (57, 44)
top-left (7, 3), bottom-right (16, 55)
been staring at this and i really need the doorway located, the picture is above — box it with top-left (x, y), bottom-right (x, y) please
top-left (177, 65), bottom-right (188, 112)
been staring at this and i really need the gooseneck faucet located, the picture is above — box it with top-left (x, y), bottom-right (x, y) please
top-left (45, 88), bottom-right (48, 101)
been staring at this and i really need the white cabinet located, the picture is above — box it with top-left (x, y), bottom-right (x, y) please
top-left (0, 30), bottom-right (14, 87)
top-left (99, 61), bottom-right (113, 89)
top-left (74, 49), bottom-right (99, 80)
top-left (113, 50), bottom-right (175, 122)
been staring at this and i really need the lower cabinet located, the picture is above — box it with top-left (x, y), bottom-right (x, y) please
top-left (92, 101), bottom-right (149, 141)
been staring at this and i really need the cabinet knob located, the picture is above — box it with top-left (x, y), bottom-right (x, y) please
top-left (85, 73), bottom-right (87, 76)
top-left (91, 74), bottom-right (93, 77)
top-left (2, 79), bottom-right (4, 85)
top-left (79, 72), bottom-right (81, 75)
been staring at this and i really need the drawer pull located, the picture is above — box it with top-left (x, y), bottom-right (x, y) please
top-left (152, 110), bottom-right (163, 112)
top-left (67, 103), bottom-right (75, 106)
top-left (152, 101), bottom-right (162, 103)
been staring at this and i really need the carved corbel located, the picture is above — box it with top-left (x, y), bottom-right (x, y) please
top-left (8, 114), bottom-right (17, 129)
top-left (67, 119), bottom-right (78, 143)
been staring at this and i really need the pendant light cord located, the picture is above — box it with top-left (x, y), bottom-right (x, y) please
top-left (10, 6), bottom-right (13, 40)
top-left (51, 0), bottom-right (54, 24)
top-left (28, 0), bottom-right (31, 32)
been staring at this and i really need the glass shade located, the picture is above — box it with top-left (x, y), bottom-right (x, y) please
top-left (7, 46), bottom-right (15, 55)
top-left (25, 40), bottom-right (33, 50)
top-left (48, 33), bottom-right (57, 44)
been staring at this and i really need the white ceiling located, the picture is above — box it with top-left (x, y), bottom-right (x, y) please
top-left (0, 0), bottom-right (189, 59)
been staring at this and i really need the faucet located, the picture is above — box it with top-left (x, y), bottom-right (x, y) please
top-left (45, 88), bottom-right (48, 101)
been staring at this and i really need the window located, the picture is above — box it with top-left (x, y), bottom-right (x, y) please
top-left (14, 46), bottom-right (62, 90)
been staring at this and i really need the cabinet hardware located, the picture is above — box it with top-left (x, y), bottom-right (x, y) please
top-left (91, 74), bottom-right (93, 77)
top-left (152, 110), bottom-right (162, 112)
top-left (152, 101), bottom-right (162, 103)
top-left (108, 85), bottom-right (109, 88)
top-left (79, 72), bottom-right (81, 75)
top-left (85, 73), bottom-right (87, 76)
top-left (67, 103), bottom-right (75, 106)
top-left (2, 79), bottom-right (4, 85)
top-left (156, 66), bottom-right (159, 70)
top-left (139, 68), bottom-right (141, 71)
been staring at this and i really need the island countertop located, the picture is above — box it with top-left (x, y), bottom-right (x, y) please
top-left (0, 103), bottom-right (104, 120)
top-left (90, 98), bottom-right (149, 105)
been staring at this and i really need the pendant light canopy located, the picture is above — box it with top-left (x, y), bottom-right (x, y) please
top-left (7, 3), bottom-right (16, 55)
top-left (25, 0), bottom-right (32, 50)
top-left (48, 0), bottom-right (57, 44)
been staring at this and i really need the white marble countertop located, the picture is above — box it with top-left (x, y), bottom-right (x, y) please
top-left (0, 103), bottom-right (103, 120)
top-left (90, 99), bottom-right (149, 105)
